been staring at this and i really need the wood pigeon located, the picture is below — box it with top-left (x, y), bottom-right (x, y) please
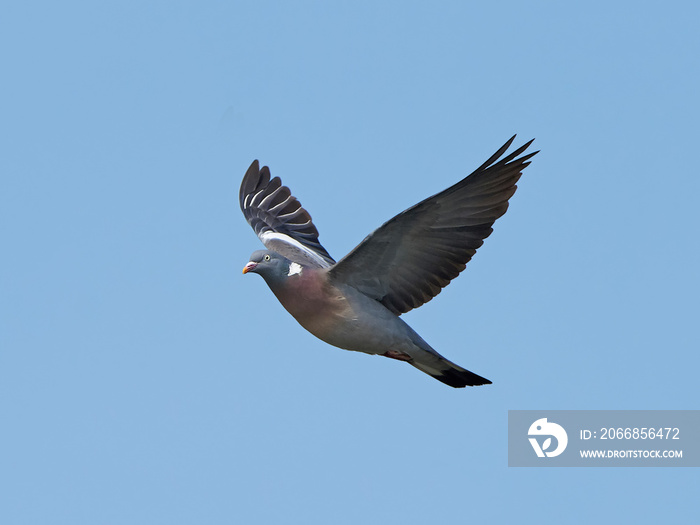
top-left (240, 136), bottom-right (537, 388)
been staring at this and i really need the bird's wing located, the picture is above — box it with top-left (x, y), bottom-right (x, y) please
top-left (240, 160), bottom-right (335, 268)
top-left (328, 136), bottom-right (537, 315)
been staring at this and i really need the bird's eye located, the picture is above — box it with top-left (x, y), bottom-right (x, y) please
top-left (264, 254), bottom-right (271, 261)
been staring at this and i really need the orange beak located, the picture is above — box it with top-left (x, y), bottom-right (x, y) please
top-left (242, 261), bottom-right (257, 274)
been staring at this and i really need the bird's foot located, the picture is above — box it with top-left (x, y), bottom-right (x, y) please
top-left (382, 350), bottom-right (412, 362)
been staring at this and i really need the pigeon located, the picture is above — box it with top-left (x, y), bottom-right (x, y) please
top-left (240, 136), bottom-right (537, 387)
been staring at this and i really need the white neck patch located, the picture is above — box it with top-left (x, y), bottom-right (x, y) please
top-left (288, 262), bottom-right (303, 277)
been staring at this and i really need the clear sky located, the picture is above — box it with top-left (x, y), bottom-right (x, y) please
top-left (1, 1), bottom-right (698, 523)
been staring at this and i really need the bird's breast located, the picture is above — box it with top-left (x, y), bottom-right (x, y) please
top-left (269, 270), bottom-right (410, 354)
top-left (271, 271), bottom-right (354, 338)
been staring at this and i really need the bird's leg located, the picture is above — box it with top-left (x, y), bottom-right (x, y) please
top-left (382, 350), bottom-right (413, 362)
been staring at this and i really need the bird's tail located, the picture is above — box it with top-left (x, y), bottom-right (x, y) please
top-left (408, 352), bottom-right (491, 388)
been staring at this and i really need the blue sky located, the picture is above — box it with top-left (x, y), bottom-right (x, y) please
top-left (1, 1), bottom-right (698, 523)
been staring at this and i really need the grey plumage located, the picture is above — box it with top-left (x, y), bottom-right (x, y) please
top-left (240, 136), bottom-right (538, 387)
top-left (240, 162), bottom-right (335, 267)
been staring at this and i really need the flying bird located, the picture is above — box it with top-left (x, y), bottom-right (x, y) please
top-left (240, 136), bottom-right (537, 387)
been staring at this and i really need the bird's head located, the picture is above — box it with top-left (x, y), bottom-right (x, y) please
top-left (242, 250), bottom-right (297, 286)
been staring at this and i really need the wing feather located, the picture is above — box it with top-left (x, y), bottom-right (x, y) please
top-left (328, 136), bottom-right (537, 314)
top-left (240, 161), bottom-right (335, 267)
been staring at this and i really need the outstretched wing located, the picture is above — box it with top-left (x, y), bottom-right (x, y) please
top-left (328, 136), bottom-right (537, 315)
top-left (239, 160), bottom-right (335, 268)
